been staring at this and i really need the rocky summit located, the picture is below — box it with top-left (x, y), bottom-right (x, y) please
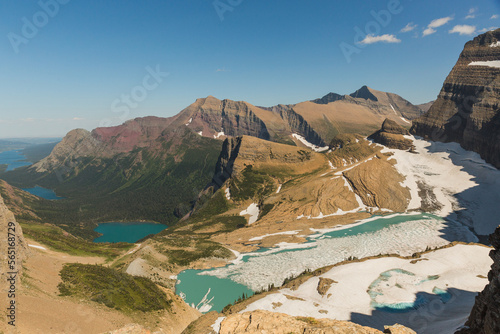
top-left (314, 85), bottom-right (425, 121)
top-left (411, 28), bottom-right (500, 169)
top-left (369, 118), bottom-right (415, 151)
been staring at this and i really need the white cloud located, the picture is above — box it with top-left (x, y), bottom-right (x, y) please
top-left (423, 28), bottom-right (436, 36)
top-left (72, 117), bottom-right (85, 121)
top-left (423, 16), bottom-right (453, 37)
top-left (449, 25), bottom-right (477, 36)
top-left (216, 68), bottom-right (229, 72)
top-left (428, 16), bottom-right (453, 29)
top-left (401, 22), bottom-right (417, 33)
top-left (479, 27), bottom-right (498, 33)
top-left (466, 8), bottom-right (477, 19)
top-left (491, 15), bottom-right (499, 20)
top-left (359, 34), bottom-right (401, 45)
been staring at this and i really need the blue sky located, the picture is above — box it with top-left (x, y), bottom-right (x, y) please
top-left (0, 0), bottom-right (499, 138)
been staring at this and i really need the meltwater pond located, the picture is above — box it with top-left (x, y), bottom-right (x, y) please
top-left (175, 213), bottom-right (477, 313)
top-left (176, 270), bottom-right (254, 313)
top-left (93, 222), bottom-right (167, 243)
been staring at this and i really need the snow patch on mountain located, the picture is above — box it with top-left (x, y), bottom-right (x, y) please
top-left (468, 60), bottom-right (500, 68)
top-left (240, 203), bottom-right (260, 225)
top-left (292, 134), bottom-right (329, 152)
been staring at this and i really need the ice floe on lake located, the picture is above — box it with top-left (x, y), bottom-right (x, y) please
top-left (201, 214), bottom-right (477, 291)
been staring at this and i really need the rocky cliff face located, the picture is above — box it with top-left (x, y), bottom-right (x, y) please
top-left (411, 28), bottom-right (500, 169)
top-left (176, 96), bottom-right (272, 141)
top-left (177, 96), bottom-right (325, 146)
top-left (457, 226), bottom-right (500, 334)
top-left (270, 104), bottom-right (326, 145)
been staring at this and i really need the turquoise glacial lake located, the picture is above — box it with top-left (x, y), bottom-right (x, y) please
top-left (93, 222), bottom-right (168, 243)
top-left (175, 213), bottom-right (446, 313)
top-left (0, 150), bottom-right (31, 171)
top-left (22, 186), bottom-right (64, 200)
top-left (176, 269), bottom-right (254, 312)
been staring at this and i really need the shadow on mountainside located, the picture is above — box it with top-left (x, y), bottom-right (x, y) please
top-left (350, 288), bottom-right (479, 334)
top-left (424, 140), bottom-right (500, 244)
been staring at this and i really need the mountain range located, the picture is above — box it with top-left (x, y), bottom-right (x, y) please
top-left (1, 29), bottom-right (500, 334)
top-left (1, 85), bottom-right (427, 239)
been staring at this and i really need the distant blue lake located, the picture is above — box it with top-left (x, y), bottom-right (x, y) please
top-left (22, 186), bottom-right (64, 200)
top-left (93, 222), bottom-right (168, 243)
top-left (0, 150), bottom-right (31, 171)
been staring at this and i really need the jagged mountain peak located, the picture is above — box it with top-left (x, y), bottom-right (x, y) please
top-left (350, 85), bottom-right (379, 101)
top-left (466, 27), bottom-right (500, 47)
top-left (311, 92), bottom-right (344, 105)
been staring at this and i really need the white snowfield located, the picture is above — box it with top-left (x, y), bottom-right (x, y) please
top-left (185, 118), bottom-right (193, 126)
top-left (214, 130), bottom-right (225, 139)
top-left (211, 317), bottom-right (226, 333)
top-left (400, 117), bottom-right (410, 124)
top-left (240, 203), bottom-right (260, 225)
top-left (28, 244), bottom-right (47, 250)
top-left (390, 104), bottom-right (397, 114)
top-left (125, 243), bottom-right (142, 255)
top-left (243, 244), bottom-right (491, 334)
top-left (383, 136), bottom-right (500, 235)
top-left (490, 41), bottom-right (500, 47)
top-left (292, 134), bottom-right (329, 152)
top-left (202, 215), bottom-right (476, 291)
top-left (248, 230), bottom-right (300, 242)
top-left (468, 60), bottom-right (500, 68)
top-left (225, 187), bottom-right (231, 200)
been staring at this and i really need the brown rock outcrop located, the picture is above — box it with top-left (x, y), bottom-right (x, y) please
top-left (369, 119), bottom-right (414, 151)
top-left (384, 324), bottom-right (417, 334)
top-left (411, 28), bottom-right (500, 168)
top-left (317, 277), bottom-right (337, 296)
top-left (456, 226), bottom-right (500, 334)
top-left (219, 310), bottom-right (385, 334)
top-left (343, 157), bottom-right (411, 212)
